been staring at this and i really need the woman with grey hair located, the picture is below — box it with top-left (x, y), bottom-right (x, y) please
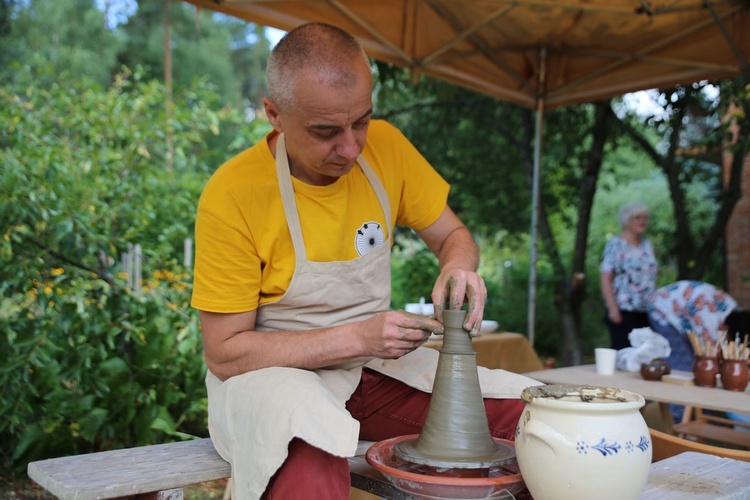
top-left (600, 202), bottom-right (658, 349)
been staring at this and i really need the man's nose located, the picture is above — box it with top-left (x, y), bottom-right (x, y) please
top-left (336, 130), bottom-right (361, 160)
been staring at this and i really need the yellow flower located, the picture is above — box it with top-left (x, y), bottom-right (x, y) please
top-left (51, 268), bottom-right (64, 276)
top-left (44, 286), bottom-right (53, 294)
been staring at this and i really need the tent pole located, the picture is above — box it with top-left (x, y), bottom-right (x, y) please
top-left (527, 47), bottom-right (547, 347)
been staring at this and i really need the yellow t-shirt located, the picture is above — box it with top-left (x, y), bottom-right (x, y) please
top-left (191, 120), bottom-right (449, 313)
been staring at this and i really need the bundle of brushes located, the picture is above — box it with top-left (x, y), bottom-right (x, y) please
top-left (717, 328), bottom-right (750, 361)
top-left (686, 331), bottom-right (719, 357)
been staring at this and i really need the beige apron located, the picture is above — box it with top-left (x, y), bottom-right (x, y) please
top-left (205, 134), bottom-right (540, 499)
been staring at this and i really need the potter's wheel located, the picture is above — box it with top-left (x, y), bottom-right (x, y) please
top-left (395, 434), bottom-right (515, 469)
top-left (366, 435), bottom-right (527, 500)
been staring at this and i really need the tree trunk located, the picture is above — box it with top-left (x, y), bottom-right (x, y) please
top-left (613, 87), bottom-right (748, 282)
top-left (522, 102), bottom-right (611, 366)
top-left (553, 102), bottom-right (611, 366)
top-left (689, 100), bottom-right (749, 279)
top-left (559, 101), bottom-right (612, 365)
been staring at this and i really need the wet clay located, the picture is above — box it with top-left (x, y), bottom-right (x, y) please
top-left (394, 310), bottom-right (515, 468)
top-left (521, 384), bottom-right (629, 403)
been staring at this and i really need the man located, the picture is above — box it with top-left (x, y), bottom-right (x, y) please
top-left (192, 22), bottom-right (536, 499)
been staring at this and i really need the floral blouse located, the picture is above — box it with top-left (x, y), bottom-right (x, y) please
top-left (600, 235), bottom-right (658, 312)
top-left (647, 280), bottom-right (737, 341)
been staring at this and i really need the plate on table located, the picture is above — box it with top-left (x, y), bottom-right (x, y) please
top-left (480, 320), bottom-right (499, 334)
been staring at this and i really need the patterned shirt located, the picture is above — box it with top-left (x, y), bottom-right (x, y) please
top-left (600, 235), bottom-right (658, 312)
top-left (648, 281), bottom-right (737, 341)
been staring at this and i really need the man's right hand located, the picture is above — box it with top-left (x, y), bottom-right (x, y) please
top-left (200, 309), bottom-right (445, 381)
top-left (362, 310), bottom-right (443, 359)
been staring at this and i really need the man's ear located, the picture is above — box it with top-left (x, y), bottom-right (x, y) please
top-left (263, 97), bottom-right (283, 133)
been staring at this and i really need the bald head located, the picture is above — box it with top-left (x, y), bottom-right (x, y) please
top-left (266, 22), bottom-right (372, 111)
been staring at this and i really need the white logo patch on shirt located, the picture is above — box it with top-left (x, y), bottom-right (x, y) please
top-left (354, 222), bottom-right (385, 256)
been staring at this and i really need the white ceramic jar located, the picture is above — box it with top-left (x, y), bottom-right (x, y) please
top-left (515, 384), bottom-right (652, 500)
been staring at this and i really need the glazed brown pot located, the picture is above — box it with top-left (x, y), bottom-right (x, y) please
top-left (719, 359), bottom-right (749, 392)
top-left (693, 356), bottom-right (719, 388)
top-left (640, 361), bottom-right (669, 381)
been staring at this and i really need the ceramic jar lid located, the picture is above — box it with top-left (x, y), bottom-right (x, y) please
top-left (521, 384), bottom-right (644, 406)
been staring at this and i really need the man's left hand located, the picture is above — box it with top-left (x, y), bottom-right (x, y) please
top-left (432, 268), bottom-right (487, 336)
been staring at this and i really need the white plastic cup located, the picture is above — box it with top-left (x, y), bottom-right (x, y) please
top-left (595, 348), bottom-right (617, 375)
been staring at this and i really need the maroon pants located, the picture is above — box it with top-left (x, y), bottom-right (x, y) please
top-left (262, 368), bottom-right (526, 499)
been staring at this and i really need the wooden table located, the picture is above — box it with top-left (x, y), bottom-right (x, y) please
top-left (640, 451), bottom-right (750, 499)
top-left (424, 332), bottom-right (544, 373)
top-left (522, 364), bottom-right (750, 414)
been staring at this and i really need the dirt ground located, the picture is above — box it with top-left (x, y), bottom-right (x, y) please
top-left (0, 469), bottom-right (55, 500)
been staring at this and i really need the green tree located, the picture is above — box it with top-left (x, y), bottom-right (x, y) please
top-left (0, 0), bottom-right (276, 474)
top-left (616, 80), bottom-right (750, 282)
top-left (375, 65), bottom-right (746, 364)
top-left (375, 64), bottom-right (612, 362)
top-left (0, 65), bottom-right (269, 471)
top-left (0, 0), bottom-right (123, 87)
top-left (118, 0), bottom-right (270, 111)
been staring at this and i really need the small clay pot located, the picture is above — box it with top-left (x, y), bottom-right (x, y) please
top-left (719, 359), bottom-right (749, 392)
top-left (650, 359), bottom-right (671, 375)
top-left (640, 361), bottom-right (669, 381)
top-left (693, 356), bottom-right (719, 388)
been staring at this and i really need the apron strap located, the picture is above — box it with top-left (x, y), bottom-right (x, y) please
top-left (275, 133), bottom-right (393, 262)
top-left (357, 155), bottom-right (392, 228)
top-left (275, 134), bottom-right (308, 261)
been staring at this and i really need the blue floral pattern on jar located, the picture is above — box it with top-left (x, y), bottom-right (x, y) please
top-left (573, 435), bottom-right (650, 457)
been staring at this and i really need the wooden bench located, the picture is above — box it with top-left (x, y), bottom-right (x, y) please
top-left (673, 407), bottom-right (750, 450)
top-left (28, 438), bottom-right (412, 499)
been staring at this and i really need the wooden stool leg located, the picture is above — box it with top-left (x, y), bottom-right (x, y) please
top-left (222, 477), bottom-right (232, 500)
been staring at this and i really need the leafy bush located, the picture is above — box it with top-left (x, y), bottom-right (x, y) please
top-left (0, 66), bottom-right (268, 472)
top-left (390, 233), bottom-right (440, 309)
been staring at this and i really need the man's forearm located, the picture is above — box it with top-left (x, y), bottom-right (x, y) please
top-left (436, 226), bottom-right (479, 272)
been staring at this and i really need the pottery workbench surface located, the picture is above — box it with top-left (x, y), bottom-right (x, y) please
top-left (523, 364), bottom-right (750, 414)
top-left (641, 451), bottom-right (750, 499)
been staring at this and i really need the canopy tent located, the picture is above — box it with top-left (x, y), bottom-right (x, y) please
top-left (182, 0), bottom-right (749, 109)
top-left (181, 0), bottom-right (750, 342)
